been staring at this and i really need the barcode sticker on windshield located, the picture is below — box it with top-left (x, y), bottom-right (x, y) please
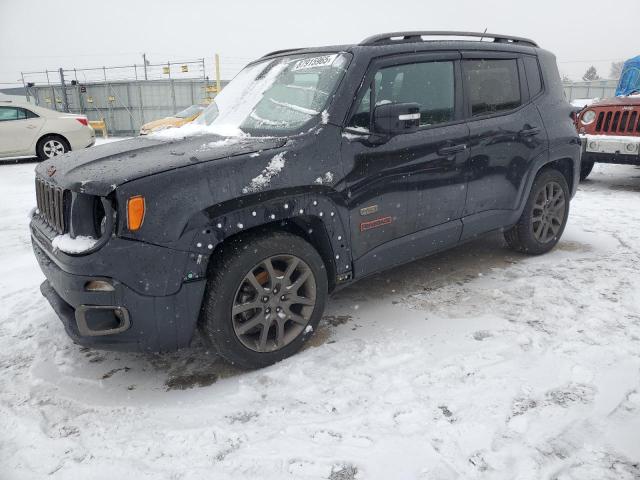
top-left (292, 54), bottom-right (338, 71)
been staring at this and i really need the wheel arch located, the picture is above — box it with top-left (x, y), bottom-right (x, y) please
top-left (190, 191), bottom-right (352, 292)
top-left (542, 157), bottom-right (575, 194)
top-left (512, 150), bottom-right (578, 223)
top-left (207, 217), bottom-right (339, 292)
top-left (36, 132), bottom-right (72, 155)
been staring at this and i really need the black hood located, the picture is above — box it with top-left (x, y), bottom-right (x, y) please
top-left (36, 135), bottom-right (287, 196)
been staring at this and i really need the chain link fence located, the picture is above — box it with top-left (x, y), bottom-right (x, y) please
top-left (20, 59), bottom-right (229, 136)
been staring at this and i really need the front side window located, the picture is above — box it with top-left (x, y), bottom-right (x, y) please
top-left (349, 61), bottom-right (455, 130)
top-left (197, 52), bottom-right (350, 136)
top-left (0, 107), bottom-right (26, 122)
top-left (463, 59), bottom-right (522, 116)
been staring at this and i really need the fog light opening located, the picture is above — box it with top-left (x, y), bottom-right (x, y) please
top-left (84, 280), bottom-right (115, 292)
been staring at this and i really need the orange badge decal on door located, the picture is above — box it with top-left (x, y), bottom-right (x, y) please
top-left (360, 216), bottom-right (392, 232)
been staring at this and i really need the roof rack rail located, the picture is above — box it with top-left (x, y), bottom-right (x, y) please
top-left (261, 48), bottom-right (303, 58)
top-left (360, 31), bottom-right (538, 48)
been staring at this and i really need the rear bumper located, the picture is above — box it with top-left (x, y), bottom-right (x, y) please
top-left (32, 231), bottom-right (207, 353)
top-left (580, 134), bottom-right (640, 165)
top-left (66, 127), bottom-right (95, 152)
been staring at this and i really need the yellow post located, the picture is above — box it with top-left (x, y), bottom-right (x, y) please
top-left (215, 53), bottom-right (221, 94)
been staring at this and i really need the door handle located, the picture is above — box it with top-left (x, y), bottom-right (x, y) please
top-left (519, 127), bottom-right (541, 137)
top-left (437, 144), bottom-right (467, 156)
top-left (26, 124), bottom-right (37, 129)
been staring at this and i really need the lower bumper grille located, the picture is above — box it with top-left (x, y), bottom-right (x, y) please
top-left (35, 177), bottom-right (69, 234)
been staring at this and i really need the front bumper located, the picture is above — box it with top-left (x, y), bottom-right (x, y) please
top-left (580, 134), bottom-right (640, 165)
top-left (31, 225), bottom-right (208, 352)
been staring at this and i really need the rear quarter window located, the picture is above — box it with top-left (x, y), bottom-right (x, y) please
top-left (523, 56), bottom-right (543, 97)
top-left (463, 59), bottom-right (522, 116)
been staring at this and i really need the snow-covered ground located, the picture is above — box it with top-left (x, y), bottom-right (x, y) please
top-left (1, 159), bottom-right (640, 480)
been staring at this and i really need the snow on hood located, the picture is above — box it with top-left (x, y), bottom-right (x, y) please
top-left (571, 98), bottom-right (598, 109)
top-left (149, 122), bottom-right (246, 140)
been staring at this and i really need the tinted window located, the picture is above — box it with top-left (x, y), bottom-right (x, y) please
top-left (463, 59), bottom-right (521, 116)
top-left (0, 107), bottom-right (26, 121)
top-left (349, 61), bottom-right (455, 130)
top-left (523, 56), bottom-right (543, 97)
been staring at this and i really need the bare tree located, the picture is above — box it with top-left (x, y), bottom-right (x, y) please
top-left (582, 66), bottom-right (600, 82)
top-left (609, 61), bottom-right (624, 80)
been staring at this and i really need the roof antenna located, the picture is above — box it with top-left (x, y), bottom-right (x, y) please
top-left (479, 28), bottom-right (488, 41)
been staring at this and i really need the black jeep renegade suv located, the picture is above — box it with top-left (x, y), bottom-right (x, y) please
top-left (30, 31), bottom-right (580, 368)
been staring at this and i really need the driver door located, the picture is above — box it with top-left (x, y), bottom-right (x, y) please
top-left (341, 53), bottom-right (469, 277)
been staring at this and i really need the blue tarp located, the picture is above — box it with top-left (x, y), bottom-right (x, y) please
top-left (616, 55), bottom-right (640, 96)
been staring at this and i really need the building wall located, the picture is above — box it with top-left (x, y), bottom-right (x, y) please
top-left (562, 80), bottom-right (618, 102)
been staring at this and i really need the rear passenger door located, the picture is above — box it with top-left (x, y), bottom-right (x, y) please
top-left (461, 53), bottom-right (548, 237)
top-left (0, 107), bottom-right (43, 155)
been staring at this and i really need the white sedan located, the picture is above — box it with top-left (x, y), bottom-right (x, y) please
top-left (0, 98), bottom-right (95, 160)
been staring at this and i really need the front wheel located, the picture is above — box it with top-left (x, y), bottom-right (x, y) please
top-left (200, 231), bottom-right (328, 369)
top-left (504, 168), bottom-right (570, 255)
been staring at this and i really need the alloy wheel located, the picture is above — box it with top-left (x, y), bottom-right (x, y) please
top-left (532, 180), bottom-right (566, 243)
top-left (43, 139), bottom-right (65, 158)
top-left (232, 255), bottom-right (317, 353)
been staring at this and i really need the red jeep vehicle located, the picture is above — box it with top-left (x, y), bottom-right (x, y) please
top-left (576, 55), bottom-right (640, 180)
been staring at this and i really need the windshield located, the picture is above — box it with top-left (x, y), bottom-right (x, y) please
top-left (197, 52), bottom-right (350, 136)
top-left (174, 104), bottom-right (205, 119)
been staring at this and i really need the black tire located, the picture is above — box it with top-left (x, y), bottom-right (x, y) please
top-left (200, 231), bottom-right (328, 369)
top-left (36, 134), bottom-right (70, 161)
top-left (504, 168), bottom-right (570, 255)
top-left (580, 160), bottom-right (594, 181)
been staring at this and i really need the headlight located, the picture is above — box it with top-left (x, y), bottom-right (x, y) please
top-left (581, 110), bottom-right (596, 125)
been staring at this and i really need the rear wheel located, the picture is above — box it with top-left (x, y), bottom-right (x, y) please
top-left (36, 135), bottom-right (69, 160)
top-left (504, 168), bottom-right (570, 255)
top-left (580, 160), bottom-right (594, 181)
top-left (200, 231), bottom-right (328, 369)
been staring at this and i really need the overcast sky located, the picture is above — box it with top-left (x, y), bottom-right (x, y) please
top-left (1, 0), bottom-right (638, 86)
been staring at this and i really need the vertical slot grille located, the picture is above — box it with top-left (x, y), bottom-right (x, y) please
top-left (35, 177), bottom-right (68, 234)
top-left (593, 108), bottom-right (639, 134)
top-left (628, 112), bottom-right (638, 132)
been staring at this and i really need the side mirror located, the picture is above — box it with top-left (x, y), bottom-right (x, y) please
top-left (373, 102), bottom-right (421, 135)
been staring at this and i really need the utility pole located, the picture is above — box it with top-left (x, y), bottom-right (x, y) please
top-left (59, 68), bottom-right (69, 113)
top-left (142, 53), bottom-right (148, 81)
top-left (215, 53), bottom-right (221, 94)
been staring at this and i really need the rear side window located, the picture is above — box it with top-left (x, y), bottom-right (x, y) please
top-left (523, 56), bottom-right (543, 97)
top-left (463, 59), bottom-right (521, 116)
top-left (22, 108), bottom-right (39, 119)
top-left (349, 60), bottom-right (455, 129)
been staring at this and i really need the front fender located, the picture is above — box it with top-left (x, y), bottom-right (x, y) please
top-left (183, 190), bottom-right (353, 282)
